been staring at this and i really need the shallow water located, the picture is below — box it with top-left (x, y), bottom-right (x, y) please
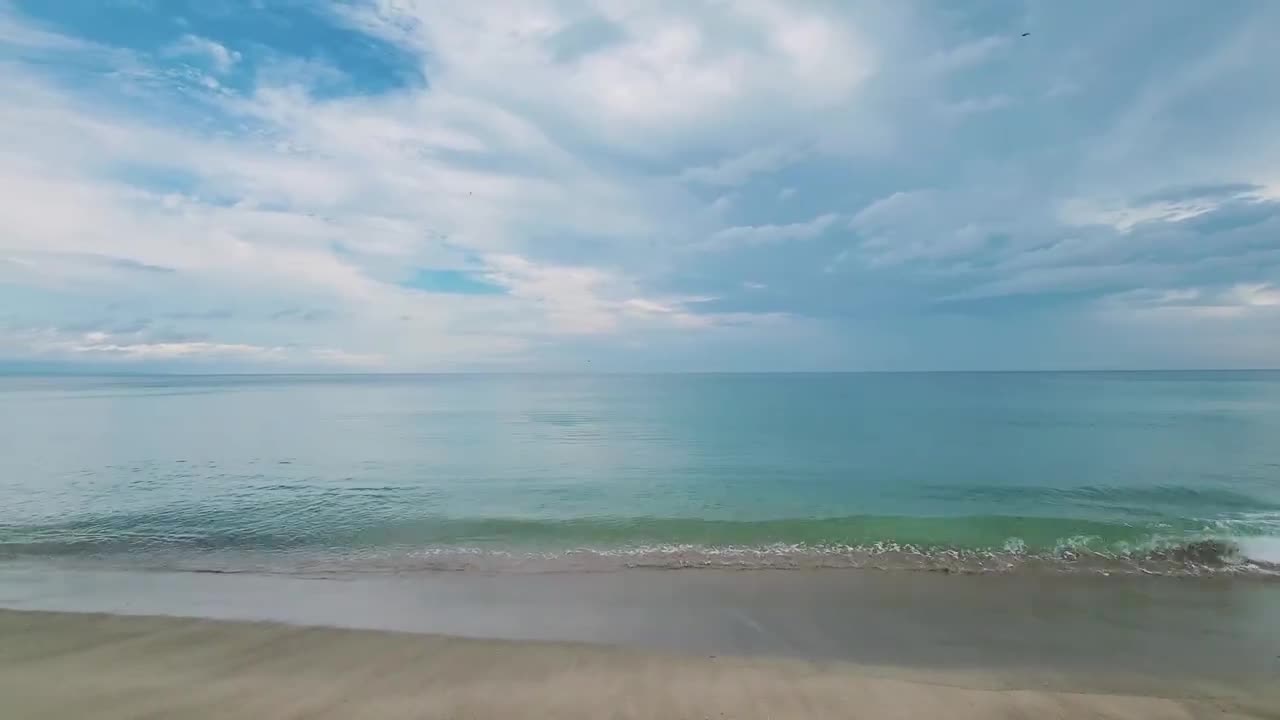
top-left (2, 372), bottom-right (1279, 575)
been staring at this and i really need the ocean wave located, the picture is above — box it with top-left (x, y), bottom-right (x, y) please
top-left (918, 484), bottom-right (1280, 512)
top-left (331, 538), bottom-right (1280, 576)
top-left (3, 537), bottom-right (1278, 578)
top-left (4, 511), bottom-right (1279, 578)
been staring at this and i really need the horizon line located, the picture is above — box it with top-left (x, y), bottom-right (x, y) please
top-left (3, 368), bottom-right (1279, 377)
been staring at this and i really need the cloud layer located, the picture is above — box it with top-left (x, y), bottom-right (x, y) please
top-left (2, 0), bottom-right (1278, 371)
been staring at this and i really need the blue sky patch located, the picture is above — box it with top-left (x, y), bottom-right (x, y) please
top-left (401, 270), bottom-right (506, 296)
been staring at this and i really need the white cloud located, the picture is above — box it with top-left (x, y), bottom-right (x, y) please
top-left (1, 326), bottom-right (386, 368)
top-left (923, 35), bottom-right (1008, 73)
top-left (679, 145), bottom-right (803, 187)
top-left (344, 0), bottom-right (878, 153)
top-left (165, 34), bottom-right (241, 74)
top-left (75, 337), bottom-right (281, 361)
top-left (1058, 184), bottom-right (1280, 237)
top-left (700, 213), bottom-right (838, 251)
top-left (847, 190), bottom-right (1008, 266)
top-left (1228, 283), bottom-right (1280, 307)
top-left (1, 6), bottom-right (771, 366)
top-left (480, 254), bottom-right (736, 334)
top-left (1098, 284), bottom-right (1280, 325)
top-left (1061, 197), bottom-right (1221, 233)
top-left (4, 1), bottom-right (1279, 370)
top-left (481, 254), bottom-right (621, 335)
top-left (1110, 284), bottom-right (1278, 311)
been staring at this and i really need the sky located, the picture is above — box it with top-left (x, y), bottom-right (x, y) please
top-left (1, 0), bottom-right (1279, 372)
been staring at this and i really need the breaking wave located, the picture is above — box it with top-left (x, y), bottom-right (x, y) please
top-left (3, 511), bottom-right (1278, 578)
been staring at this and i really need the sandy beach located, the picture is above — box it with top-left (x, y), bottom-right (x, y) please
top-left (1, 609), bottom-right (1273, 720)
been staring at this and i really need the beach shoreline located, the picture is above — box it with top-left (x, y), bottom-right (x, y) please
top-left (3, 564), bottom-right (1279, 702)
top-left (2, 608), bottom-right (1275, 719)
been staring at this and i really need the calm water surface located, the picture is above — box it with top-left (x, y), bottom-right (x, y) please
top-left (2, 372), bottom-right (1278, 575)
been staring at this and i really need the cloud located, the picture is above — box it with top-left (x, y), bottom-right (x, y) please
top-left (481, 254), bottom-right (623, 335)
top-left (0, 326), bottom-right (384, 368)
top-left (679, 145), bottom-right (804, 187)
top-left (937, 192), bottom-right (1280, 304)
top-left (2, 1), bottom-right (1279, 370)
top-left (1092, 284), bottom-right (1280, 368)
top-left (74, 336), bottom-right (281, 361)
top-left (1103, 284), bottom-right (1280, 318)
top-left (164, 34), bottom-right (241, 74)
top-left (343, 0), bottom-right (878, 152)
top-left (845, 190), bottom-right (1012, 267)
top-left (1, 3), bottom-right (757, 367)
top-left (1060, 184), bottom-right (1272, 233)
top-left (480, 253), bottom-right (742, 334)
top-left (700, 213), bottom-right (839, 252)
top-left (924, 35), bottom-right (1008, 73)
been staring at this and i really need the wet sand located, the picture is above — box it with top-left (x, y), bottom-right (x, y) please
top-left (1, 609), bottom-right (1273, 719)
top-left (2, 565), bottom-right (1279, 716)
top-left (4, 565), bottom-right (1279, 687)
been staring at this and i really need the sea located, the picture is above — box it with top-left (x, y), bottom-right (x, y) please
top-left (2, 371), bottom-right (1279, 577)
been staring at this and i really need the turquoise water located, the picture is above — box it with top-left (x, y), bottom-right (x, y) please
top-left (2, 373), bottom-right (1279, 575)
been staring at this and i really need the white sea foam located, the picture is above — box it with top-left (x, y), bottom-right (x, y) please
top-left (62, 536), bottom-right (1275, 578)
